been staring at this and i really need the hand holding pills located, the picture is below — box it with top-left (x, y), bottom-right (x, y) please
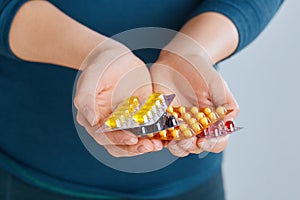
top-left (150, 34), bottom-right (239, 157)
top-left (74, 39), bottom-right (163, 157)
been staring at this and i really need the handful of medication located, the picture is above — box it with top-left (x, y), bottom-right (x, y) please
top-left (101, 93), bottom-right (241, 141)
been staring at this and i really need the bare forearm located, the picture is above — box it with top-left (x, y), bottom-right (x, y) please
top-left (9, 0), bottom-right (106, 69)
top-left (178, 12), bottom-right (239, 64)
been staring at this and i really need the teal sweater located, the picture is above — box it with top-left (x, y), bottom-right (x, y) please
top-left (0, 0), bottom-right (282, 199)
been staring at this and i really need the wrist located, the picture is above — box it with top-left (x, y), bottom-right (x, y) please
top-left (157, 32), bottom-right (214, 71)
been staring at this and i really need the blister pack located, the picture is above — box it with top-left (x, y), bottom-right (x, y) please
top-left (101, 93), bottom-right (242, 141)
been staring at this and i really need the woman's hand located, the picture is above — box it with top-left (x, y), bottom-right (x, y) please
top-left (150, 34), bottom-right (239, 157)
top-left (74, 39), bottom-right (163, 157)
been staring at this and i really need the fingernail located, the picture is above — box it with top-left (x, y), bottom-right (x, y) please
top-left (180, 141), bottom-right (192, 150)
top-left (153, 141), bottom-right (162, 151)
top-left (200, 142), bottom-right (211, 151)
top-left (125, 138), bottom-right (138, 145)
top-left (85, 109), bottom-right (96, 126)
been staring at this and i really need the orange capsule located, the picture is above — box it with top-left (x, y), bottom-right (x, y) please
top-left (203, 107), bottom-right (212, 115)
top-left (195, 112), bottom-right (206, 120)
top-left (190, 106), bottom-right (199, 114)
top-left (199, 117), bottom-right (210, 127)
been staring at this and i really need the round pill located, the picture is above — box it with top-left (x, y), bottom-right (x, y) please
top-left (159, 130), bottom-right (167, 138)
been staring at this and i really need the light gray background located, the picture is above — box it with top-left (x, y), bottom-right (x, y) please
top-left (220, 1), bottom-right (300, 199)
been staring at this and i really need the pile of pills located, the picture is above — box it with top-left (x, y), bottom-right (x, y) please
top-left (149, 106), bottom-right (236, 140)
top-left (102, 94), bottom-right (240, 141)
top-left (104, 93), bottom-right (169, 130)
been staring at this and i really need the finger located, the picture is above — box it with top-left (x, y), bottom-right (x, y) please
top-left (177, 137), bottom-right (203, 154)
top-left (223, 82), bottom-right (240, 120)
top-left (104, 138), bottom-right (154, 157)
top-left (149, 139), bottom-right (164, 151)
top-left (167, 140), bottom-right (189, 157)
top-left (94, 130), bottom-right (139, 146)
top-left (197, 135), bottom-right (229, 153)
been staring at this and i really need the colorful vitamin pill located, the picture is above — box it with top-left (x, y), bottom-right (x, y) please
top-left (216, 106), bottom-right (227, 116)
top-left (171, 112), bottom-right (179, 119)
top-left (177, 106), bottom-right (186, 114)
top-left (183, 113), bottom-right (191, 120)
top-left (208, 112), bottom-right (218, 122)
top-left (195, 112), bottom-right (206, 120)
top-left (199, 117), bottom-right (210, 127)
top-left (183, 129), bottom-right (193, 137)
top-left (179, 124), bottom-right (188, 131)
top-left (127, 96), bottom-right (139, 107)
top-left (188, 118), bottom-right (197, 125)
top-left (105, 117), bottom-right (120, 128)
top-left (191, 123), bottom-right (202, 134)
top-left (190, 106), bottom-right (199, 114)
top-left (167, 106), bottom-right (174, 113)
top-left (225, 121), bottom-right (235, 131)
top-left (171, 129), bottom-right (180, 139)
top-left (203, 107), bottom-right (212, 115)
top-left (132, 113), bottom-right (148, 124)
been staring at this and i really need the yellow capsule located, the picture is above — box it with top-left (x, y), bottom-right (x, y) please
top-left (105, 117), bottom-right (120, 128)
top-left (191, 123), bottom-right (202, 133)
top-left (203, 107), bottom-right (212, 115)
top-left (132, 113), bottom-right (148, 124)
top-left (112, 113), bottom-right (125, 122)
top-left (183, 113), bottom-right (191, 121)
top-left (128, 104), bottom-right (136, 113)
top-left (179, 124), bottom-right (188, 131)
top-left (208, 112), bottom-right (219, 122)
top-left (171, 112), bottom-right (179, 119)
top-left (149, 93), bottom-right (162, 99)
top-left (195, 112), bottom-right (206, 120)
top-left (117, 108), bottom-right (131, 117)
top-left (189, 118), bottom-right (197, 125)
top-left (167, 106), bottom-right (174, 113)
top-left (216, 106), bottom-right (227, 116)
top-left (147, 133), bottom-right (154, 138)
top-left (178, 106), bottom-right (186, 114)
top-left (127, 96), bottom-right (139, 107)
top-left (199, 117), bottom-right (210, 127)
top-left (171, 129), bottom-right (180, 139)
top-left (183, 129), bottom-right (193, 137)
top-left (190, 106), bottom-right (199, 114)
top-left (159, 130), bottom-right (167, 138)
top-left (139, 109), bottom-right (153, 118)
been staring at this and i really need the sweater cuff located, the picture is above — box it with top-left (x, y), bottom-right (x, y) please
top-left (0, 0), bottom-right (27, 60)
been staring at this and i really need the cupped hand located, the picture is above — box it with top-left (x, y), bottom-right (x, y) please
top-left (74, 39), bottom-right (163, 157)
top-left (150, 34), bottom-right (239, 157)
